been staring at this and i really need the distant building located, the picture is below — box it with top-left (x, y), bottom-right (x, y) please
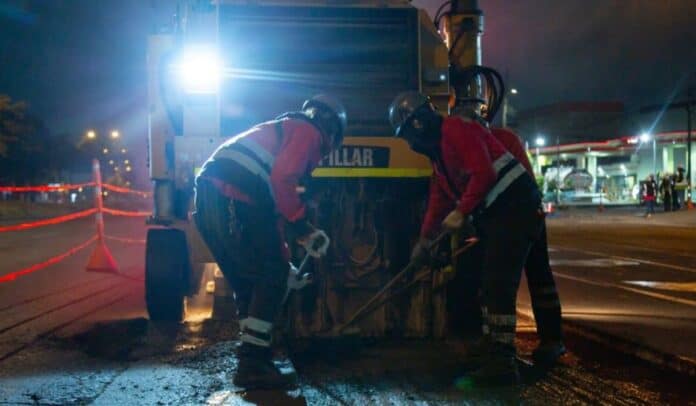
top-left (514, 101), bottom-right (694, 205)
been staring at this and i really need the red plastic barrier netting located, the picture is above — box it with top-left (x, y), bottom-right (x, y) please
top-left (105, 235), bottom-right (146, 244)
top-left (0, 208), bottom-right (98, 233)
top-left (102, 208), bottom-right (152, 217)
top-left (0, 235), bottom-right (97, 283)
top-left (102, 183), bottom-right (152, 197)
top-left (0, 182), bottom-right (95, 193)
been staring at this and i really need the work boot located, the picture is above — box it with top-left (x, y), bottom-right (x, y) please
top-left (532, 340), bottom-right (566, 367)
top-left (466, 354), bottom-right (519, 387)
top-left (233, 344), bottom-right (296, 390)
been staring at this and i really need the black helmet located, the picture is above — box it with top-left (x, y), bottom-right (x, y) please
top-left (302, 94), bottom-right (348, 148)
top-left (388, 91), bottom-right (433, 137)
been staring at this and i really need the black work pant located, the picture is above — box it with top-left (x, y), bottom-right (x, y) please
top-left (193, 178), bottom-right (287, 328)
top-left (524, 220), bottom-right (563, 342)
top-left (475, 202), bottom-right (543, 351)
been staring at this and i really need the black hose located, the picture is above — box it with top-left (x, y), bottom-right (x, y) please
top-left (433, 1), bottom-right (452, 28)
top-left (451, 65), bottom-right (506, 123)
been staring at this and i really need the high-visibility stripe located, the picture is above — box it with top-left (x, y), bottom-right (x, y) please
top-left (215, 149), bottom-right (276, 202)
top-left (238, 138), bottom-right (275, 168)
top-left (239, 317), bottom-right (273, 347)
top-left (487, 314), bottom-right (517, 326)
top-left (239, 317), bottom-right (273, 334)
top-left (241, 333), bottom-right (271, 347)
top-left (492, 153), bottom-right (514, 173)
top-left (484, 164), bottom-right (526, 208)
top-left (216, 149), bottom-right (270, 182)
top-left (312, 167), bottom-right (432, 178)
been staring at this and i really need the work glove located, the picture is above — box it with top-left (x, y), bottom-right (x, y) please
top-left (298, 229), bottom-right (331, 258)
top-left (410, 237), bottom-right (433, 268)
top-left (442, 209), bottom-right (466, 231)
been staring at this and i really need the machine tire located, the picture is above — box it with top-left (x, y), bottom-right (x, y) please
top-left (145, 228), bottom-right (190, 322)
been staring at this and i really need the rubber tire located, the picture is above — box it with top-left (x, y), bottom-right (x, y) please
top-left (145, 228), bottom-right (190, 322)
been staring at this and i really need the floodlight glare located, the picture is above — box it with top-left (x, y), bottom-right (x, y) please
top-left (177, 45), bottom-right (222, 94)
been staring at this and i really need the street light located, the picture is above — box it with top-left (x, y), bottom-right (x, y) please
top-left (502, 88), bottom-right (518, 128)
top-left (534, 135), bottom-right (546, 175)
top-left (86, 130), bottom-right (96, 140)
top-left (111, 130), bottom-right (120, 139)
top-left (103, 148), bottom-right (109, 154)
top-left (121, 148), bottom-right (127, 154)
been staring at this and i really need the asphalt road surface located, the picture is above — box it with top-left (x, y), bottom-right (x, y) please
top-left (518, 211), bottom-right (696, 365)
top-left (0, 215), bottom-right (694, 404)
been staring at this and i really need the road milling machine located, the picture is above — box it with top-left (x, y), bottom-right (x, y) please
top-left (146, 0), bottom-right (490, 339)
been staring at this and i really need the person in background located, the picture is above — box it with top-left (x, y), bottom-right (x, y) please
top-left (659, 173), bottom-right (673, 212)
top-left (643, 174), bottom-right (657, 218)
top-left (673, 165), bottom-right (687, 210)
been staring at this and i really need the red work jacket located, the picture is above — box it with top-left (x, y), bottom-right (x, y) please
top-left (206, 118), bottom-right (324, 222)
top-left (491, 128), bottom-right (534, 176)
top-left (420, 117), bottom-right (513, 238)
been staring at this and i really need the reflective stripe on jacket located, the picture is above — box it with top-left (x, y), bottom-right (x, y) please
top-left (420, 117), bottom-right (528, 238)
top-left (199, 118), bottom-right (323, 222)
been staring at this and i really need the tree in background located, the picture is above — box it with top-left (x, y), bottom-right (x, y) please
top-left (0, 94), bottom-right (90, 186)
top-left (0, 94), bottom-right (42, 185)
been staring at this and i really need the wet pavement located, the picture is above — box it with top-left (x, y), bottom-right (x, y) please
top-left (1, 216), bottom-right (695, 404)
top-left (1, 316), bottom-right (694, 405)
top-left (523, 209), bottom-right (696, 369)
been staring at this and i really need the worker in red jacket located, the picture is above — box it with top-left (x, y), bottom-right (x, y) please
top-left (389, 92), bottom-right (542, 385)
top-left (492, 127), bottom-right (565, 365)
top-left (194, 95), bottom-right (347, 389)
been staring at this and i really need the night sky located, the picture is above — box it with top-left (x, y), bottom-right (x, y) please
top-left (1, 0), bottom-right (695, 137)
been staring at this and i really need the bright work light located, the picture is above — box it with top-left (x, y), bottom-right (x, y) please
top-left (176, 45), bottom-right (222, 94)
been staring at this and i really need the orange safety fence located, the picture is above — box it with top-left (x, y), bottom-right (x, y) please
top-left (0, 208), bottom-right (98, 233)
top-left (0, 182), bottom-right (95, 193)
top-left (102, 208), bottom-right (152, 217)
top-left (0, 235), bottom-right (98, 283)
top-left (102, 183), bottom-right (152, 197)
top-left (105, 235), bottom-right (147, 244)
top-left (0, 159), bottom-right (153, 282)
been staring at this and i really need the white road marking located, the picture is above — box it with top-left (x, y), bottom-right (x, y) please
top-left (551, 245), bottom-right (696, 274)
top-left (553, 271), bottom-right (696, 307)
top-left (550, 258), bottom-right (640, 267)
top-left (623, 280), bottom-right (696, 293)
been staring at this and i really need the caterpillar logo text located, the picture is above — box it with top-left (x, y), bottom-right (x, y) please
top-left (320, 146), bottom-right (389, 168)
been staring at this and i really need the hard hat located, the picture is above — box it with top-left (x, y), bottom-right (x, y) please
top-left (388, 91), bottom-right (432, 137)
top-left (302, 94), bottom-right (348, 147)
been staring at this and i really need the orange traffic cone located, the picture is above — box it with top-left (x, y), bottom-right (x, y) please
top-left (86, 239), bottom-right (119, 274)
